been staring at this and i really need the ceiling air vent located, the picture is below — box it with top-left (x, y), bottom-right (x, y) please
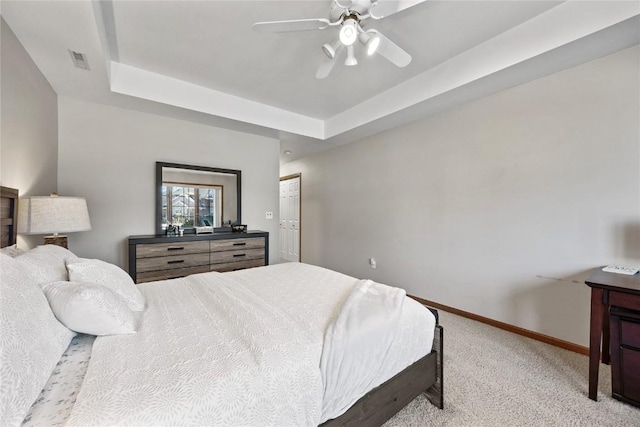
top-left (68, 50), bottom-right (90, 70)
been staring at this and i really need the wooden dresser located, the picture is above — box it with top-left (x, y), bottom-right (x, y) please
top-left (585, 269), bottom-right (640, 406)
top-left (128, 231), bottom-right (269, 283)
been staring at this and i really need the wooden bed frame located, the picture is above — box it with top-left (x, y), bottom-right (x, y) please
top-left (322, 321), bottom-right (443, 426)
top-left (0, 185), bottom-right (443, 426)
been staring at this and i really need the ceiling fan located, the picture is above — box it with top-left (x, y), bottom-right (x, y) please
top-left (253, 0), bottom-right (420, 79)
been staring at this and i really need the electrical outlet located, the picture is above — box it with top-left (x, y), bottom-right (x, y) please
top-left (266, 212), bottom-right (273, 219)
top-left (369, 258), bottom-right (377, 269)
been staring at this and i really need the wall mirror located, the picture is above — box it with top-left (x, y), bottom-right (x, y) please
top-left (156, 162), bottom-right (241, 234)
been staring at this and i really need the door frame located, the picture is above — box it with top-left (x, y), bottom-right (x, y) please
top-left (279, 173), bottom-right (301, 262)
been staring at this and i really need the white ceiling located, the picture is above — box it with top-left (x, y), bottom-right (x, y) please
top-left (2, 1), bottom-right (639, 164)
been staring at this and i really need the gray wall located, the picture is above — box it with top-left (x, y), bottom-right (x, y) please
top-left (0, 18), bottom-right (59, 248)
top-left (58, 96), bottom-right (280, 268)
top-left (1, 16), bottom-right (281, 270)
top-left (281, 46), bottom-right (640, 348)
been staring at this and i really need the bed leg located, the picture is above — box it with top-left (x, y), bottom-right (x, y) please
top-left (425, 324), bottom-right (443, 409)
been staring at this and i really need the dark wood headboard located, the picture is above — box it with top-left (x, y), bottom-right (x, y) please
top-left (1, 186), bottom-right (19, 248)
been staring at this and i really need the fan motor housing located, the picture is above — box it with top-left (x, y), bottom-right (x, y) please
top-left (329, 0), bottom-right (372, 22)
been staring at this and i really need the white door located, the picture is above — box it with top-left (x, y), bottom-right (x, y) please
top-left (279, 176), bottom-right (300, 262)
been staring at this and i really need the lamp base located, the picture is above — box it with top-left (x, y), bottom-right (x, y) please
top-left (44, 235), bottom-right (68, 248)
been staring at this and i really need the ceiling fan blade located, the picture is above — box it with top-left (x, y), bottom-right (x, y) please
top-left (375, 31), bottom-right (412, 67)
top-left (334, 0), bottom-right (353, 8)
top-left (316, 45), bottom-right (345, 79)
top-left (370, 0), bottom-right (426, 19)
top-left (252, 18), bottom-right (331, 33)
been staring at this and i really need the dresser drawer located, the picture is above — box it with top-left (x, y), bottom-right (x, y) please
top-left (137, 265), bottom-right (211, 283)
top-left (621, 319), bottom-right (640, 349)
top-left (136, 252), bottom-right (210, 273)
top-left (210, 237), bottom-right (265, 252)
top-left (610, 293), bottom-right (640, 312)
top-left (210, 248), bottom-right (264, 264)
top-left (211, 259), bottom-right (265, 273)
top-left (136, 241), bottom-right (210, 258)
top-left (620, 347), bottom-right (640, 403)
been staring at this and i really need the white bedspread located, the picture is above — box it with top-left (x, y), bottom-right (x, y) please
top-left (320, 279), bottom-right (406, 420)
top-left (65, 263), bottom-right (434, 426)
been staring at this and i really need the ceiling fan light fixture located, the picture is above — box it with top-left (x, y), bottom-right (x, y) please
top-left (367, 34), bottom-right (381, 55)
top-left (253, 1), bottom-right (413, 77)
top-left (339, 19), bottom-right (358, 46)
top-left (345, 45), bottom-right (358, 66)
top-left (322, 43), bottom-right (335, 59)
top-left (322, 39), bottom-right (341, 59)
top-left (359, 31), bottom-right (381, 56)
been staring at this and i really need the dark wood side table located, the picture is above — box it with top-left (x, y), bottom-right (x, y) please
top-left (585, 268), bottom-right (640, 401)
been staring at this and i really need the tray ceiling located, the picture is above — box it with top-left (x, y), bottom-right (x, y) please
top-left (2, 1), bottom-right (639, 162)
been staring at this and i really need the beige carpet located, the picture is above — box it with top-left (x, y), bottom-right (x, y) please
top-left (384, 310), bottom-right (640, 426)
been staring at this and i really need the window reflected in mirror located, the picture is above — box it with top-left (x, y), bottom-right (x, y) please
top-left (161, 184), bottom-right (223, 229)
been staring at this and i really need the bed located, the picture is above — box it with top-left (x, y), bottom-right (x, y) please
top-left (0, 185), bottom-right (443, 427)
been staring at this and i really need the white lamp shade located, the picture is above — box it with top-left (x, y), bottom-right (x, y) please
top-left (322, 39), bottom-right (341, 59)
top-left (339, 19), bottom-right (358, 46)
top-left (358, 31), bottom-right (381, 56)
top-left (18, 196), bottom-right (91, 235)
top-left (345, 45), bottom-right (358, 66)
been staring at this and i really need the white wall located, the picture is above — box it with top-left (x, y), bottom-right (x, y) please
top-left (0, 18), bottom-right (59, 249)
top-left (281, 46), bottom-right (640, 347)
top-left (58, 97), bottom-right (280, 269)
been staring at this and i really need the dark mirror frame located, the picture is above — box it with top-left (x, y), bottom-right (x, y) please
top-left (156, 162), bottom-right (242, 235)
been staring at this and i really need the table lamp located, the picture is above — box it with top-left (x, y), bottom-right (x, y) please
top-left (18, 194), bottom-right (91, 248)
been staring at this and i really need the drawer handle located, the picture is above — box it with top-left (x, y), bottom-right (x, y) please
top-left (167, 247), bottom-right (184, 251)
top-left (233, 254), bottom-right (247, 258)
top-left (167, 260), bottom-right (185, 264)
top-left (233, 242), bottom-right (246, 246)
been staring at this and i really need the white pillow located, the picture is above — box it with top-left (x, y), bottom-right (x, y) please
top-left (0, 253), bottom-right (76, 427)
top-left (15, 245), bottom-right (79, 285)
top-left (67, 259), bottom-right (145, 312)
top-left (0, 244), bottom-right (25, 257)
top-left (41, 281), bottom-right (138, 336)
